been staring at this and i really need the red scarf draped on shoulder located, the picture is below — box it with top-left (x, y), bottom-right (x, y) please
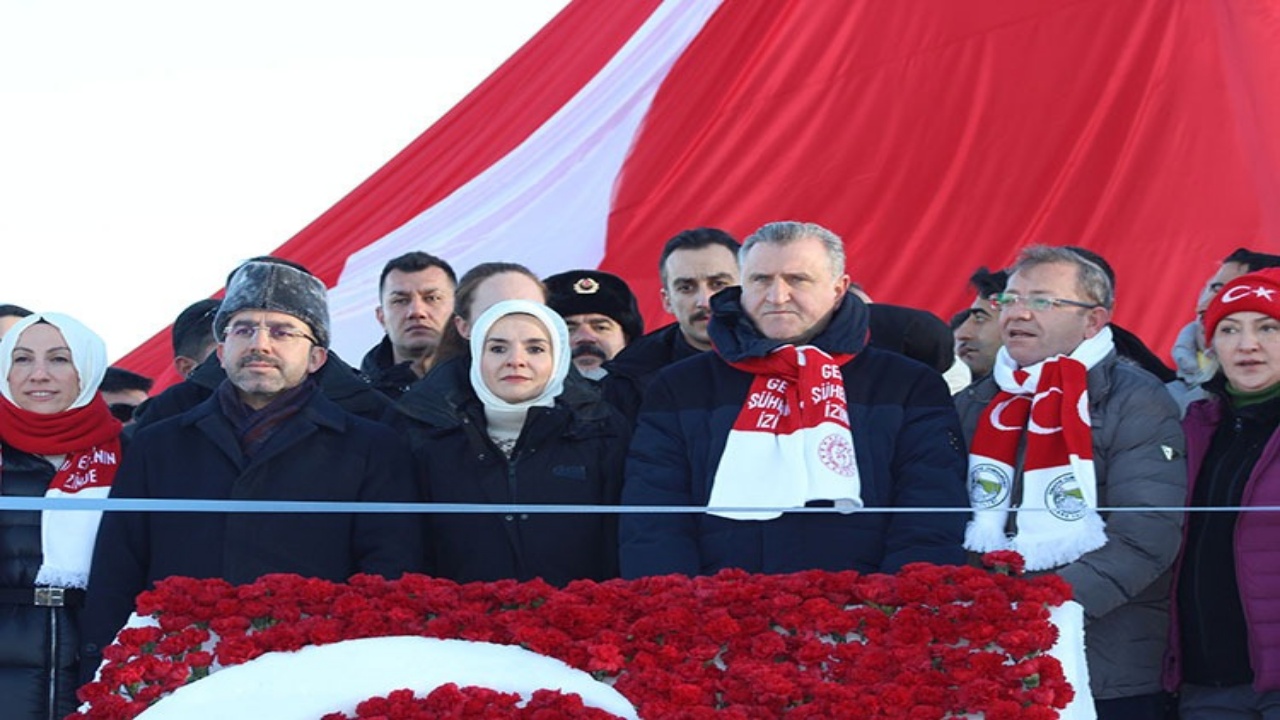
top-left (0, 395), bottom-right (122, 588)
top-left (0, 395), bottom-right (121, 491)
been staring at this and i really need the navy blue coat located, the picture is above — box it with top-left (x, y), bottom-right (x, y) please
top-left (81, 386), bottom-right (422, 676)
top-left (620, 290), bottom-right (968, 578)
top-left (360, 336), bottom-right (420, 400)
top-left (603, 322), bottom-right (703, 424)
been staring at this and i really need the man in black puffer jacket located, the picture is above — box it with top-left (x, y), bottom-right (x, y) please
top-left (621, 222), bottom-right (968, 578)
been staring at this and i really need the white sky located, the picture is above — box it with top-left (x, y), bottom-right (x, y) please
top-left (0, 0), bottom-right (571, 362)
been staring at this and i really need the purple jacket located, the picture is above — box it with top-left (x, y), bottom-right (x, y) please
top-left (1165, 397), bottom-right (1280, 692)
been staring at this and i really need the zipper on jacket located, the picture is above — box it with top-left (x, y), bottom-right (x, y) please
top-left (1187, 415), bottom-right (1256, 684)
top-left (46, 607), bottom-right (59, 720)
top-left (1234, 413), bottom-right (1280, 684)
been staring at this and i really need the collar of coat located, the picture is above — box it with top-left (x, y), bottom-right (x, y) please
top-left (604, 322), bottom-right (701, 380)
top-left (707, 288), bottom-right (871, 362)
top-left (179, 384), bottom-right (349, 434)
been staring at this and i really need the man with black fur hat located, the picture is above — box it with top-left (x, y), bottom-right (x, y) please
top-left (131, 259), bottom-right (389, 430)
top-left (544, 269), bottom-right (644, 380)
top-left (81, 259), bottom-right (423, 677)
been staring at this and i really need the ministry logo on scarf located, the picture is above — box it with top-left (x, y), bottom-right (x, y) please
top-left (710, 345), bottom-right (864, 521)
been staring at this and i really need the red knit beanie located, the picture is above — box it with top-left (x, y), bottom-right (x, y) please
top-left (1203, 268), bottom-right (1280, 339)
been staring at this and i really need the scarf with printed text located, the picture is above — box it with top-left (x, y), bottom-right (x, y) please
top-left (964, 327), bottom-right (1114, 570)
top-left (710, 345), bottom-right (864, 520)
top-left (0, 395), bottom-right (122, 588)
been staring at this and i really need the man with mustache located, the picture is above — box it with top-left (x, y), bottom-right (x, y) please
top-left (544, 270), bottom-right (644, 381)
top-left (81, 259), bottom-right (422, 675)
top-left (130, 259), bottom-right (389, 432)
top-left (605, 227), bottom-right (741, 422)
top-left (952, 266), bottom-right (1008, 384)
top-left (362, 251), bottom-right (457, 399)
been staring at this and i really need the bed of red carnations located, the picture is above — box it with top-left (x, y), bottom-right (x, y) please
top-left (71, 552), bottom-right (1074, 719)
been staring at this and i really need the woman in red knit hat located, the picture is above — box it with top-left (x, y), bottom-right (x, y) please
top-left (1167, 267), bottom-right (1280, 717)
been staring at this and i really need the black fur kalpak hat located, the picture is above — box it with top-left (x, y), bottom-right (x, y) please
top-left (213, 260), bottom-right (331, 347)
top-left (543, 269), bottom-right (644, 341)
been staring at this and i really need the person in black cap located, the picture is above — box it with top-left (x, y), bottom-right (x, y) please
top-left (0, 303), bottom-right (32, 340)
top-left (170, 298), bottom-right (221, 378)
top-left (544, 270), bottom-right (643, 380)
top-left (99, 367), bottom-right (154, 425)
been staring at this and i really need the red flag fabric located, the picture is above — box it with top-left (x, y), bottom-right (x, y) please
top-left (117, 0), bottom-right (1280, 390)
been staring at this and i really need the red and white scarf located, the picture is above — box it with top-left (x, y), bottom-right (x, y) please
top-left (710, 345), bottom-right (863, 520)
top-left (0, 398), bottom-right (121, 588)
top-left (964, 327), bottom-right (1113, 571)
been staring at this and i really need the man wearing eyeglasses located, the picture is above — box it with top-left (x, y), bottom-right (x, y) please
top-left (131, 260), bottom-right (390, 433)
top-left (81, 259), bottom-right (423, 681)
top-left (954, 245), bottom-right (1185, 719)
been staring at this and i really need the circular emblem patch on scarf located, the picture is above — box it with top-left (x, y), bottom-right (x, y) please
top-left (1045, 473), bottom-right (1087, 521)
top-left (818, 433), bottom-right (857, 476)
top-left (968, 463), bottom-right (1011, 509)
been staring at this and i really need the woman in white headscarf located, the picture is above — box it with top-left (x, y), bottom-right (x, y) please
top-left (405, 299), bottom-right (627, 587)
top-left (0, 313), bottom-right (122, 720)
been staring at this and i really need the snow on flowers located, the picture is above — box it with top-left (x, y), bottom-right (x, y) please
top-left (73, 555), bottom-right (1075, 719)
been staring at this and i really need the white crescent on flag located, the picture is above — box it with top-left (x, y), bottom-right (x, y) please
top-left (118, 0), bottom-right (1280, 389)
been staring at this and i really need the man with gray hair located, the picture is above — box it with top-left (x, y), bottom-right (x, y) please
top-left (953, 245), bottom-right (1185, 719)
top-left (81, 258), bottom-right (422, 677)
top-left (621, 221), bottom-right (968, 578)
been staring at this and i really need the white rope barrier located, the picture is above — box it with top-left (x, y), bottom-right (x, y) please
top-left (0, 497), bottom-right (1264, 514)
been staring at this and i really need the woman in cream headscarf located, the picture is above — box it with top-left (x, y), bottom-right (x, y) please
top-left (406, 299), bottom-right (628, 587)
top-left (0, 313), bottom-right (122, 720)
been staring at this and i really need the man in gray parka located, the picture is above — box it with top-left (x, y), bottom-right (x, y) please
top-left (954, 245), bottom-right (1186, 720)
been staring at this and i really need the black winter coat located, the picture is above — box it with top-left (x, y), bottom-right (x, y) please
top-left (80, 389), bottom-right (423, 680)
top-left (0, 445), bottom-right (85, 720)
top-left (393, 360), bottom-right (629, 586)
top-left (603, 323), bottom-right (703, 424)
top-left (359, 336), bottom-right (420, 400)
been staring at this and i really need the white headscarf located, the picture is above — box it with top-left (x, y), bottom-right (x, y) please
top-left (468, 299), bottom-right (571, 412)
top-left (0, 312), bottom-right (108, 410)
